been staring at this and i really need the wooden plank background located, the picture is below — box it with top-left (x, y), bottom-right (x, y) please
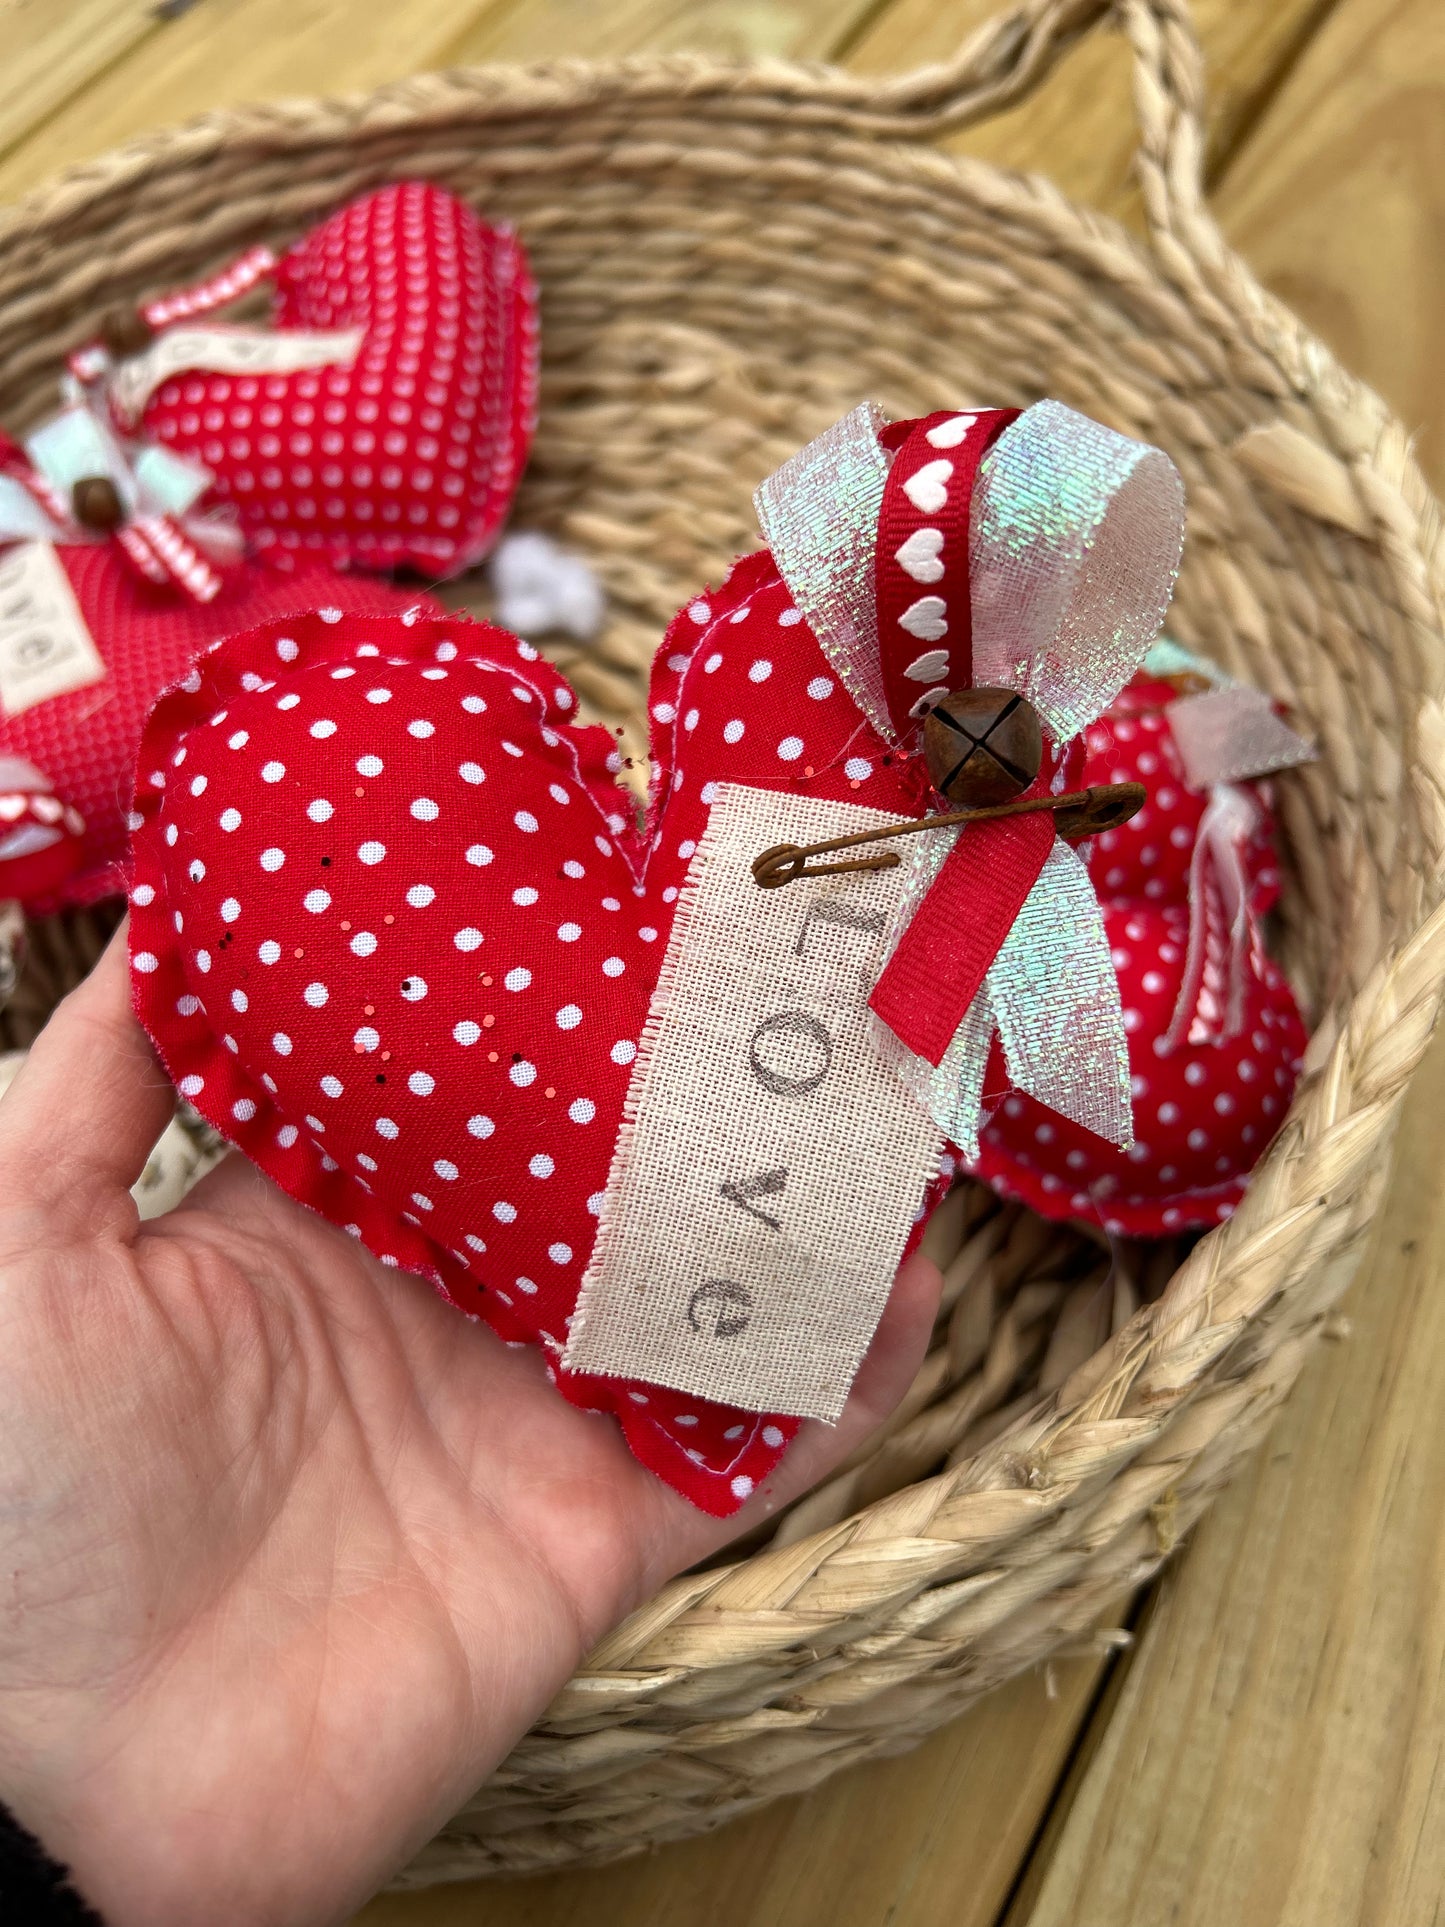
top-left (1, 0), bottom-right (1439, 1920)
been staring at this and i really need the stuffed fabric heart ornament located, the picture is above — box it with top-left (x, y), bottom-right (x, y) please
top-left (0, 421), bottom-right (440, 911)
top-left (131, 606), bottom-right (929, 1513)
top-left (107, 182), bottom-right (537, 580)
top-left (972, 668), bottom-right (1310, 1234)
top-left (0, 565), bottom-right (445, 916)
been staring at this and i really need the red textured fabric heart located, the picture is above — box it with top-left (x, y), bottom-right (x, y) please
top-left (133, 183), bottom-right (538, 580)
top-left (972, 672), bottom-right (1306, 1235)
top-left (0, 545), bottom-right (437, 911)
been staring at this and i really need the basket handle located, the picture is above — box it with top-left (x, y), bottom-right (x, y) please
top-left (854, 0), bottom-right (1221, 275)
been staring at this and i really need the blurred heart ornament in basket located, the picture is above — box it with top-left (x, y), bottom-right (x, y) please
top-left (975, 646), bottom-right (1313, 1236)
top-left (75, 182), bottom-right (538, 581)
top-left (0, 405), bottom-right (437, 912)
top-left (126, 397), bottom-right (1234, 1513)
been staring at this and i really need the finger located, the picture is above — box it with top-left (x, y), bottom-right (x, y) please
top-left (736, 1246), bottom-right (943, 1514)
top-left (646, 1246), bottom-right (944, 1578)
top-left (0, 924), bottom-right (177, 1214)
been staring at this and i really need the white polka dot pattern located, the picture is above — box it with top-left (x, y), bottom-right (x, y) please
top-left (134, 183), bottom-right (539, 582)
top-left (974, 669), bottom-right (1307, 1234)
top-left (127, 604), bottom-right (839, 1514)
top-left (0, 543), bottom-right (437, 913)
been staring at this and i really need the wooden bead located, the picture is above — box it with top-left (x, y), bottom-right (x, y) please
top-left (71, 475), bottom-right (125, 533)
top-left (98, 306), bottom-right (154, 358)
top-left (923, 688), bottom-right (1043, 807)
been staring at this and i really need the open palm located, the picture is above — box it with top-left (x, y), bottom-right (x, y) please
top-left (0, 933), bottom-right (940, 1927)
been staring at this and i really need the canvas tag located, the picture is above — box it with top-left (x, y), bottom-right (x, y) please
top-left (564, 783), bottom-right (944, 1422)
top-left (0, 542), bottom-right (105, 716)
top-left (110, 325), bottom-right (366, 420)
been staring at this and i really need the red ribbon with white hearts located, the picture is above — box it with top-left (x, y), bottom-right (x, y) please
top-left (868, 406), bottom-right (1069, 1067)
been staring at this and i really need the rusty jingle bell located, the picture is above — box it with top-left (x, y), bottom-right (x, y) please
top-left (922, 687), bottom-right (1044, 807)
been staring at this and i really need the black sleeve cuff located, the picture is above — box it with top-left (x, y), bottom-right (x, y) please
top-left (0, 1801), bottom-right (106, 1924)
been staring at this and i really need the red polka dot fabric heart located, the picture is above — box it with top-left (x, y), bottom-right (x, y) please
top-left (1078, 675), bottom-right (1281, 917)
top-left (129, 604), bottom-right (833, 1513)
top-left (132, 183), bottom-right (538, 580)
top-left (0, 545), bottom-right (437, 912)
top-left (971, 672), bottom-right (1307, 1236)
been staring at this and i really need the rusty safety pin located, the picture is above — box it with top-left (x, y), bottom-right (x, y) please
top-left (751, 783), bottom-right (1145, 890)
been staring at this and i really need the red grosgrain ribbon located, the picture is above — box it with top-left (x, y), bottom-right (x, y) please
top-left (868, 808), bottom-right (1054, 1065)
top-left (873, 409), bottom-right (1019, 738)
top-left (144, 245), bottom-right (279, 330)
top-left (116, 513), bottom-right (225, 603)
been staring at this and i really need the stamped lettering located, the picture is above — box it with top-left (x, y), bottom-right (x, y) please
top-left (0, 542), bottom-right (105, 716)
top-left (564, 783), bottom-right (944, 1421)
top-left (719, 1168), bottom-right (787, 1232)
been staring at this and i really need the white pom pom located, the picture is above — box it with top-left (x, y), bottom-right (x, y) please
top-left (490, 531), bottom-right (605, 643)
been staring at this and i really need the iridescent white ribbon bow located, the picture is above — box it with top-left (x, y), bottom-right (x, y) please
top-left (756, 399), bottom-right (1186, 1158)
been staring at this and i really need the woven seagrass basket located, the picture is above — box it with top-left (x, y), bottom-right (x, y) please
top-left (3, 0), bottom-right (1443, 1884)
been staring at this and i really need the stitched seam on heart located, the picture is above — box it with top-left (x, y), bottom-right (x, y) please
top-left (641, 571), bottom-right (782, 867)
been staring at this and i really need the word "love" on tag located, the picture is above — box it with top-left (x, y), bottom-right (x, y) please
top-left (0, 542), bottom-right (105, 717)
top-left (565, 784), bottom-right (944, 1422)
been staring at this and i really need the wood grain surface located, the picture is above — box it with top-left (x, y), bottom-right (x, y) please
top-left (0, 0), bottom-right (1437, 1921)
top-left (1011, 1034), bottom-right (1445, 1927)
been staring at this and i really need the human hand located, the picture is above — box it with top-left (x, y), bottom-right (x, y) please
top-left (0, 931), bottom-right (941, 1926)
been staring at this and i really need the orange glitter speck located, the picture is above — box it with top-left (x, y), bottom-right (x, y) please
top-left (353, 1042), bottom-right (366, 1054)
top-left (544, 1086), bottom-right (556, 1099)
top-left (849, 779), bottom-right (862, 790)
top-left (481, 974), bottom-right (493, 987)
top-left (803, 766), bottom-right (814, 778)
top-left (340, 920), bottom-right (351, 931)
top-left (482, 1014), bottom-right (496, 1029)
top-left (355, 786), bottom-right (364, 798)
top-left (363, 1003), bottom-right (375, 1016)
top-left (384, 914), bottom-right (394, 925)
top-left (293, 948), bottom-right (304, 959)
top-left (486, 1050), bottom-right (498, 1063)
top-left (381, 1051), bottom-right (391, 1062)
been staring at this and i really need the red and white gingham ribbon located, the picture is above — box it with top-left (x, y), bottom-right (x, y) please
top-left (0, 404), bottom-right (238, 604)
